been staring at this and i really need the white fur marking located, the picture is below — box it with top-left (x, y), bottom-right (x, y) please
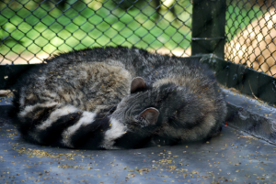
top-left (19, 102), bottom-right (58, 119)
top-left (101, 118), bottom-right (126, 149)
top-left (36, 105), bottom-right (79, 131)
top-left (62, 111), bottom-right (96, 147)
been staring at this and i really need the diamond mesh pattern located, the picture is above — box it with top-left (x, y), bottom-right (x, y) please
top-left (225, 0), bottom-right (276, 76)
top-left (0, 0), bottom-right (192, 64)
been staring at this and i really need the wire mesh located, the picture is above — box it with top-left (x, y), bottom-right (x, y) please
top-left (0, 0), bottom-right (192, 65)
top-left (225, 0), bottom-right (276, 76)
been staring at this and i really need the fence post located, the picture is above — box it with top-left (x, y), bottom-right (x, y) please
top-left (191, 0), bottom-right (226, 59)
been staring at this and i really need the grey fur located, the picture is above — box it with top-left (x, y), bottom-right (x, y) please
top-left (112, 63), bottom-right (227, 146)
top-left (12, 46), bottom-right (227, 149)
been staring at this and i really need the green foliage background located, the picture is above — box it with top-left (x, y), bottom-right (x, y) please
top-left (0, 0), bottom-right (264, 64)
top-left (0, 0), bottom-right (192, 64)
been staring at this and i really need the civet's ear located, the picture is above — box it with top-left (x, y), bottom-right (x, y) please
top-left (130, 77), bottom-right (147, 93)
top-left (138, 107), bottom-right (159, 126)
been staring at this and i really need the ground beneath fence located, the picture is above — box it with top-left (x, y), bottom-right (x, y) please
top-left (0, 107), bottom-right (276, 184)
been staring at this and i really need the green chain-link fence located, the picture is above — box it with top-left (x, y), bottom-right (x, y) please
top-left (1, 0), bottom-right (276, 78)
top-left (0, 0), bottom-right (192, 64)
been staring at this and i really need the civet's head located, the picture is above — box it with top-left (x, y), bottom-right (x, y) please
top-left (112, 76), bottom-right (206, 134)
top-left (111, 77), bottom-right (160, 135)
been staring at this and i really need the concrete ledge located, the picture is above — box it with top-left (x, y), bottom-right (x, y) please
top-left (223, 88), bottom-right (276, 145)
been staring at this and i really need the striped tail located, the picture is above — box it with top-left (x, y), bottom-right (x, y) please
top-left (16, 103), bottom-right (127, 150)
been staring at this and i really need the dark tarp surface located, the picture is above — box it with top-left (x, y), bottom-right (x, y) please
top-left (1, 103), bottom-right (276, 183)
